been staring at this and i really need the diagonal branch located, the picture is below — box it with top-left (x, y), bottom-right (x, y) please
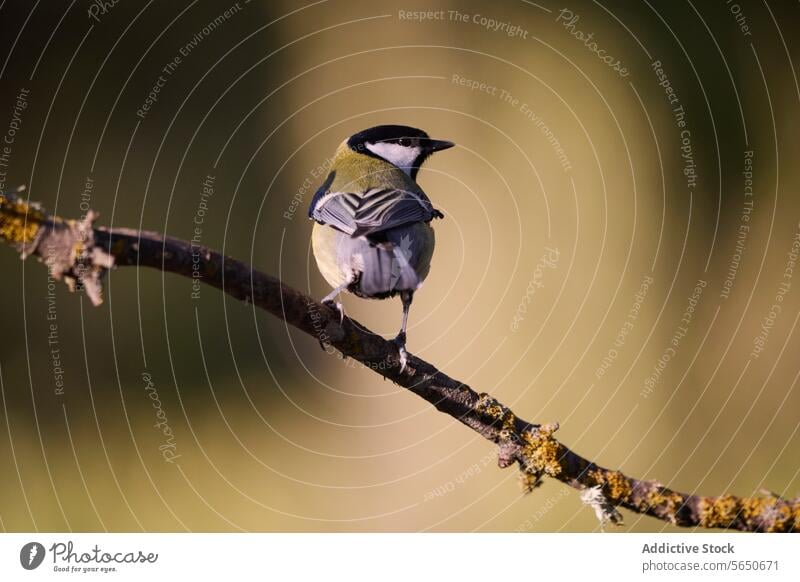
top-left (1, 187), bottom-right (798, 532)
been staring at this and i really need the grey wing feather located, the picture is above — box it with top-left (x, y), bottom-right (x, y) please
top-left (330, 224), bottom-right (422, 296)
top-left (312, 192), bottom-right (361, 235)
top-left (312, 187), bottom-right (436, 237)
top-left (357, 240), bottom-right (420, 295)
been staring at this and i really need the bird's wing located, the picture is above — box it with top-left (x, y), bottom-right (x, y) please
top-left (312, 187), bottom-right (438, 237)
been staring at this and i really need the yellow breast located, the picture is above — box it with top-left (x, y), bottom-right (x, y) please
top-left (312, 222), bottom-right (349, 289)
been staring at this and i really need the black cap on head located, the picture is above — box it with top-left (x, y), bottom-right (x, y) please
top-left (347, 125), bottom-right (430, 151)
top-left (346, 125), bottom-right (454, 180)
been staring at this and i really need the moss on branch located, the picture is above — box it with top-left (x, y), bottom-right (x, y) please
top-left (1, 187), bottom-right (798, 532)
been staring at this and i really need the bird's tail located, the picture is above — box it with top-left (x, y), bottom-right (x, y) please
top-left (358, 234), bottom-right (419, 297)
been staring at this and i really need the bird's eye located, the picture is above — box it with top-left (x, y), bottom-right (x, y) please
top-left (398, 138), bottom-right (411, 147)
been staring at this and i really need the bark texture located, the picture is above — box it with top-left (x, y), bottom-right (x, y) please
top-left (2, 188), bottom-right (798, 532)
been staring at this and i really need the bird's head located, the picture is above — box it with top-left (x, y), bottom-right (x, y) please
top-left (346, 125), bottom-right (454, 180)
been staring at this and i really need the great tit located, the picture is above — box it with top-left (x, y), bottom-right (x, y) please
top-left (308, 125), bottom-right (454, 370)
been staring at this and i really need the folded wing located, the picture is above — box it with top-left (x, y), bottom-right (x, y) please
top-left (312, 186), bottom-right (438, 237)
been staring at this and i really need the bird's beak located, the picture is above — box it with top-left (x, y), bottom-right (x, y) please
top-left (427, 139), bottom-right (455, 152)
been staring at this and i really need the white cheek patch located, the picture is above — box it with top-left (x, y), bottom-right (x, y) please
top-left (365, 142), bottom-right (421, 175)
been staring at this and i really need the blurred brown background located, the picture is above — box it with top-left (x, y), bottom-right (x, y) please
top-left (0, 0), bottom-right (798, 532)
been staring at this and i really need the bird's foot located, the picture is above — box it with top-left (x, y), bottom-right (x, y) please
top-left (321, 298), bottom-right (345, 323)
top-left (317, 299), bottom-right (345, 353)
top-left (392, 331), bottom-right (408, 373)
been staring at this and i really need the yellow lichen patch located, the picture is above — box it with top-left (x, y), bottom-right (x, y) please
top-left (739, 495), bottom-right (798, 532)
top-left (521, 424), bottom-right (562, 479)
top-left (589, 469), bottom-right (632, 503)
top-left (640, 487), bottom-right (684, 521)
top-left (501, 412), bottom-right (517, 431)
top-left (476, 393), bottom-right (549, 489)
top-left (792, 502), bottom-right (800, 532)
top-left (741, 497), bottom-right (792, 532)
top-left (476, 393), bottom-right (505, 420)
top-left (699, 495), bottom-right (740, 528)
top-left (739, 495), bottom-right (790, 531)
top-left (0, 195), bottom-right (45, 245)
top-left (739, 496), bottom-right (767, 522)
top-left (520, 472), bottom-right (543, 493)
top-left (769, 504), bottom-right (791, 533)
top-left (476, 393), bottom-right (517, 434)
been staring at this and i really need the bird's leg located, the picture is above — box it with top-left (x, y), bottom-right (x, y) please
top-left (392, 291), bottom-right (413, 372)
top-left (320, 281), bottom-right (348, 323)
top-left (316, 282), bottom-right (350, 353)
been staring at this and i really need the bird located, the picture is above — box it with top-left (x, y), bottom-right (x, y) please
top-left (308, 125), bottom-right (454, 371)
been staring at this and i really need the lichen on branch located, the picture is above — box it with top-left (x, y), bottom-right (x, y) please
top-left (0, 186), bottom-right (46, 247)
top-left (1, 187), bottom-right (798, 532)
top-left (0, 188), bottom-right (113, 305)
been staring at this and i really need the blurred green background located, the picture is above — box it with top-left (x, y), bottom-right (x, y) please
top-left (0, 0), bottom-right (798, 532)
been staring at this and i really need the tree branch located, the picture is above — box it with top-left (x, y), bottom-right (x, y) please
top-left (2, 187), bottom-right (798, 532)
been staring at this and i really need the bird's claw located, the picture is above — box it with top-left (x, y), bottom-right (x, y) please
top-left (316, 297), bottom-right (344, 353)
top-left (392, 332), bottom-right (408, 373)
top-left (322, 298), bottom-right (345, 323)
top-left (397, 346), bottom-right (408, 374)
